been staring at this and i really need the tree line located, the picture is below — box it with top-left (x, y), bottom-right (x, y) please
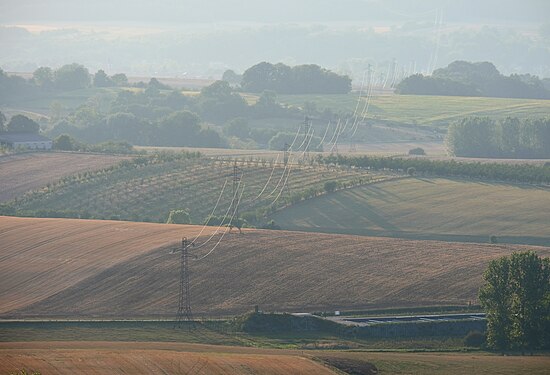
top-left (396, 61), bottom-right (550, 99)
top-left (317, 154), bottom-right (550, 184)
top-left (447, 117), bottom-right (550, 159)
top-left (240, 62), bottom-right (351, 94)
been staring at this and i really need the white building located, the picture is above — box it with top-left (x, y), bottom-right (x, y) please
top-left (0, 133), bottom-right (53, 150)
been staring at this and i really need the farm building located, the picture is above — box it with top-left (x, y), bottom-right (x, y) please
top-left (0, 133), bottom-right (52, 150)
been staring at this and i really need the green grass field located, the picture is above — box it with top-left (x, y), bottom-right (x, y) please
top-left (272, 177), bottom-right (550, 245)
top-left (0, 320), bottom-right (464, 350)
top-left (278, 94), bottom-right (550, 128)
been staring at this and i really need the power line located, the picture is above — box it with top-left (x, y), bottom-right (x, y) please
top-left (189, 178), bottom-right (228, 246)
top-left (194, 185), bottom-right (245, 261)
top-left (193, 176), bottom-right (242, 250)
top-left (253, 153), bottom-right (280, 201)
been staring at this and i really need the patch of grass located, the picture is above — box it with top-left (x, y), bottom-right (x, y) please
top-left (0, 320), bottom-right (466, 351)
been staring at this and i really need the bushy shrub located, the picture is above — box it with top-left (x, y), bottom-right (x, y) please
top-left (324, 180), bottom-right (338, 193)
top-left (408, 147), bottom-right (426, 155)
top-left (464, 330), bottom-right (486, 347)
top-left (167, 209), bottom-right (191, 224)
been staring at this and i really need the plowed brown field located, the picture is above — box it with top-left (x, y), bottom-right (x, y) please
top-left (1, 216), bottom-right (549, 317)
top-left (0, 342), bottom-right (335, 375)
top-left (0, 152), bottom-right (128, 202)
top-left (0, 217), bottom-right (219, 314)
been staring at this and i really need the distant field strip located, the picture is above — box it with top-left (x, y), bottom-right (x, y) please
top-left (2, 217), bottom-right (549, 318)
top-left (0, 342), bottom-right (334, 375)
top-left (278, 94), bottom-right (550, 126)
top-left (0, 152), bottom-right (128, 202)
top-left (2, 342), bottom-right (550, 375)
top-left (272, 178), bottom-right (550, 245)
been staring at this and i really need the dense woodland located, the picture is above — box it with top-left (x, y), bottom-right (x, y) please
top-left (396, 61), bottom-right (550, 99)
top-left (240, 62), bottom-right (352, 94)
top-left (1, 64), bottom-right (342, 149)
top-left (446, 117), bottom-right (550, 158)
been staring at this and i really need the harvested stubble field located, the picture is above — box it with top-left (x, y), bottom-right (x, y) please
top-left (0, 217), bottom-right (218, 314)
top-left (0, 152), bottom-right (128, 202)
top-left (272, 177), bottom-right (550, 246)
top-left (1, 342), bottom-right (550, 375)
top-left (0, 342), bottom-right (334, 375)
top-left (2, 216), bottom-right (549, 318)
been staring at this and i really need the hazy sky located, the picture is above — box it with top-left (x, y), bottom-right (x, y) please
top-left (1, 0), bottom-right (549, 25)
top-left (1, 0), bottom-right (549, 78)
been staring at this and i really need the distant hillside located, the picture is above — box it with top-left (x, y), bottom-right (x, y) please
top-left (9, 153), bottom-right (382, 225)
top-left (277, 94), bottom-right (550, 128)
top-left (396, 61), bottom-right (550, 99)
top-left (1, 217), bottom-right (549, 318)
top-left (271, 178), bottom-right (550, 246)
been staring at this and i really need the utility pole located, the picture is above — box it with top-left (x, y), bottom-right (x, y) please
top-left (176, 237), bottom-right (192, 325)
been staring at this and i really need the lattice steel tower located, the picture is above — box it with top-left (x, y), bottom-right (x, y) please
top-left (176, 237), bottom-right (192, 322)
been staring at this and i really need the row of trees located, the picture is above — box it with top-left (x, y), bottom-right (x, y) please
top-left (396, 61), bottom-right (550, 99)
top-left (241, 62), bottom-right (352, 94)
top-left (1, 64), bottom-right (155, 104)
top-left (317, 154), bottom-right (550, 184)
top-left (480, 251), bottom-right (550, 352)
top-left (447, 117), bottom-right (550, 158)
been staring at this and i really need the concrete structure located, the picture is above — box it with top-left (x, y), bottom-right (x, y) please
top-left (0, 133), bottom-right (52, 150)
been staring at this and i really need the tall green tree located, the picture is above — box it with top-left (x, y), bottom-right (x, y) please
top-left (54, 63), bottom-right (90, 90)
top-left (0, 111), bottom-right (6, 132)
top-left (509, 252), bottom-right (550, 352)
top-left (479, 257), bottom-right (513, 351)
top-left (6, 114), bottom-right (40, 133)
top-left (479, 251), bottom-right (550, 352)
top-left (93, 69), bottom-right (114, 87)
top-left (33, 66), bottom-right (55, 89)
